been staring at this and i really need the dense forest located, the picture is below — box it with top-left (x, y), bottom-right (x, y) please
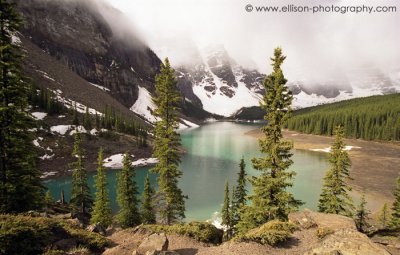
top-left (287, 94), bottom-right (400, 141)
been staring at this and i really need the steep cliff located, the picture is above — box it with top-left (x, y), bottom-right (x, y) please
top-left (17, 0), bottom-right (161, 108)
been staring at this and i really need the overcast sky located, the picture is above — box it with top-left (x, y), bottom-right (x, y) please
top-left (104, 0), bottom-right (400, 81)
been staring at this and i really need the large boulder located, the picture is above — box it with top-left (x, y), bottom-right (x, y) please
top-left (306, 228), bottom-right (391, 255)
top-left (87, 222), bottom-right (107, 235)
top-left (289, 209), bottom-right (356, 231)
top-left (136, 233), bottom-right (169, 255)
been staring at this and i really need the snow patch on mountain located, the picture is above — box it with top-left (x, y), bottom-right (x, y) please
top-left (53, 89), bottom-right (103, 116)
top-left (130, 86), bottom-right (157, 123)
top-left (103, 153), bottom-right (158, 169)
top-left (89, 82), bottom-right (110, 92)
top-left (193, 80), bottom-right (260, 116)
top-left (31, 112), bottom-right (47, 120)
top-left (131, 86), bottom-right (199, 129)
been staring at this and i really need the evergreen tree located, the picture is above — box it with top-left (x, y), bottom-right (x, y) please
top-left (72, 103), bottom-right (80, 125)
top-left (117, 153), bottom-right (141, 228)
top-left (70, 132), bottom-right (92, 216)
top-left (0, 0), bottom-right (44, 213)
top-left (231, 157), bottom-right (247, 229)
top-left (318, 126), bottom-right (354, 216)
top-left (390, 177), bottom-right (400, 228)
top-left (140, 174), bottom-right (156, 224)
top-left (378, 203), bottom-right (389, 229)
top-left (355, 194), bottom-right (370, 233)
top-left (151, 58), bottom-right (186, 224)
top-left (44, 191), bottom-right (54, 214)
top-left (237, 48), bottom-right (302, 234)
top-left (83, 107), bottom-right (92, 130)
top-left (91, 148), bottom-right (112, 228)
top-left (221, 181), bottom-right (232, 240)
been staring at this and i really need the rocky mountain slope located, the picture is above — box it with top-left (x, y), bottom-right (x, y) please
top-left (15, 0), bottom-right (208, 127)
top-left (17, 0), bottom-right (160, 108)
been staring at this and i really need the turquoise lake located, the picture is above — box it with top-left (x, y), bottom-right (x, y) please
top-left (45, 122), bottom-right (329, 221)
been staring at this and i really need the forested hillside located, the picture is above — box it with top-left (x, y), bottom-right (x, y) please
top-left (287, 94), bottom-right (400, 141)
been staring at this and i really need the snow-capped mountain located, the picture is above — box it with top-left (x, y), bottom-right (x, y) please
top-left (176, 45), bottom-right (400, 117)
top-left (288, 67), bottom-right (400, 109)
top-left (176, 46), bottom-right (264, 117)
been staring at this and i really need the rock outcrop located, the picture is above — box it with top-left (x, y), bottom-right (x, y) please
top-left (135, 233), bottom-right (169, 255)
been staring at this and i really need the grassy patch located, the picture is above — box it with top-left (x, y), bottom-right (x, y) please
top-left (0, 214), bottom-right (110, 255)
top-left (236, 220), bottom-right (297, 246)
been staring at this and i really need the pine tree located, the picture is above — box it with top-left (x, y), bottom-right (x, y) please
top-left (378, 203), bottom-right (389, 229)
top-left (231, 157), bottom-right (247, 230)
top-left (70, 132), bottom-right (92, 216)
top-left (318, 126), bottom-right (354, 216)
top-left (141, 174), bottom-right (156, 224)
top-left (237, 48), bottom-right (302, 234)
top-left (117, 153), bottom-right (141, 228)
top-left (72, 102), bottom-right (80, 125)
top-left (44, 191), bottom-right (54, 214)
top-left (91, 148), bottom-right (112, 228)
top-left (0, 0), bottom-right (44, 213)
top-left (151, 58), bottom-right (186, 224)
top-left (390, 177), bottom-right (400, 228)
top-left (355, 194), bottom-right (370, 233)
top-left (83, 107), bottom-right (92, 130)
top-left (221, 181), bottom-right (232, 240)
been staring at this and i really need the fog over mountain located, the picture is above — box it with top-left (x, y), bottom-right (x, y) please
top-left (105, 0), bottom-right (400, 86)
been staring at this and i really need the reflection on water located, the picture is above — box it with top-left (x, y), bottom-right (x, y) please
top-left (45, 122), bottom-right (329, 221)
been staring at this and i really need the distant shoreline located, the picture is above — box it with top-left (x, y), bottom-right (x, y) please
top-left (246, 128), bottom-right (400, 214)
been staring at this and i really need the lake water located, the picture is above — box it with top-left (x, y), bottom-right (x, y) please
top-left (45, 122), bottom-right (329, 221)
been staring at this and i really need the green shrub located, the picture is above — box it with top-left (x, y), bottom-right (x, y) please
top-left (0, 214), bottom-right (109, 255)
top-left (142, 221), bottom-right (223, 244)
top-left (0, 214), bottom-right (60, 255)
top-left (60, 222), bottom-right (110, 250)
top-left (43, 250), bottom-right (66, 255)
top-left (237, 220), bottom-right (297, 246)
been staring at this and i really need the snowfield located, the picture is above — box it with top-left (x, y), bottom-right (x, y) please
top-left (50, 125), bottom-right (98, 136)
top-left (130, 86), bottom-right (158, 123)
top-left (103, 153), bottom-right (159, 169)
top-left (31, 112), bottom-right (47, 120)
top-left (311, 146), bottom-right (362, 153)
top-left (131, 86), bottom-right (199, 130)
top-left (52, 89), bottom-right (103, 116)
top-left (50, 125), bottom-right (73, 135)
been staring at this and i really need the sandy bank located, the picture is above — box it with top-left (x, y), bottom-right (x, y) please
top-left (246, 129), bottom-right (400, 214)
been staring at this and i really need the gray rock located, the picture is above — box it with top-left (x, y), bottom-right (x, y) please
top-left (306, 229), bottom-right (391, 255)
top-left (87, 222), bottom-right (107, 235)
top-left (137, 233), bottom-right (168, 255)
top-left (289, 209), bottom-right (356, 231)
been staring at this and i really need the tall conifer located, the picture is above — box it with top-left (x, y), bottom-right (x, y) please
top-left (117, 153), bottom-right (141, 228)
top-left (237, 48), bottom-right (302, 234)
top-left (141, 174), bottom-right (156, 224)
top-left (221, 181), bottom-right (232, 240)
top-left (70, 133), bottom-right (92, 216)
top-left (231, 157), bottom-right (247, 229)
top-left (390, 177), bottom-right (400, 228)
top-left (0, 0), bottom-right (44, 212)
top-left (151, 58), bottom-right (186, 224)
top-left (91, 148), bottom-right (112, 228)
top-left (318, 126), bottom-right (354, 216)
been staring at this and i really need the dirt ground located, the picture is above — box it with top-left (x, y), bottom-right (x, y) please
top-left (246, 129), bottom-right (400, 215)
